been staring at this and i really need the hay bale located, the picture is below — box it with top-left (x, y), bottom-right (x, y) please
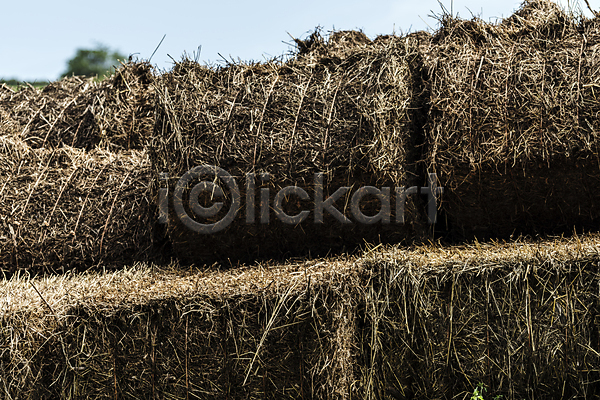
top-left (151, 31), bottom-right (432, 264)
top-left (0, 62), bottom-right (155, 150)
top-left (359, 234), bottom-right (600, 398)
top-left (0, 136), bottom-right (153, 276)
top-left (0, 107), bottom-right (18, 139)
top-left (424, 0), bottom-right (600, 240)
top-left (0, 260), bottom-right (361, 399)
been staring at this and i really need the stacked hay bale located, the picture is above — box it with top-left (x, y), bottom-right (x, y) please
top-left (359, 234), bottom-right (600, 399)
top-left (0, 63), bottom-right (156, 276)
top-left (0, 136), bottom-right (152, 275)
top-left (0, 260), bottom-right (361, 399)
top-left (0, 62), bottom-right (155, 150)
top-left (425, 0), bottom-right (600, 240)
top-left (152, 31), bottom-right (431, 264)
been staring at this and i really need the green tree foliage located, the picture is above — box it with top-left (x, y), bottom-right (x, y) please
top-left (0, 78), bottom-right (49, 90)
top-left (61, 45), bottom-right (125, 79)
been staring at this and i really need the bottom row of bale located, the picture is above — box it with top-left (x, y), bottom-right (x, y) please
top-left (2, 234), bottom-right (600, 399)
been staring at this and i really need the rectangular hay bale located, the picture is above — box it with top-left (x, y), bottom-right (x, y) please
top-left (424, 0), bottom-right (600, 240)
top-left (358, 234), bottom-right (600, 399)
top-left (0, 135), bottom-right (153, 276)
top-left (151, 32), bottom-right (432, 264)
top-left (0, 261), bottom-right (360, 399)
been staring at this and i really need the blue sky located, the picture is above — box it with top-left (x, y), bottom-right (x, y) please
top-left (0, 0), bottom-right (594, 82)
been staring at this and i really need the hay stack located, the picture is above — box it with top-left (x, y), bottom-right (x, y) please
top-left (0, 135), bottom-right (152, 276)
top-left (0, 62), bottom-right (155, 150)
top-left (425, 0), bottom-right (600, 240)
top-left (152, 31), bottom-right (431, 264)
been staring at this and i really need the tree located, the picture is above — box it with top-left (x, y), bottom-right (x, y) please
top-left (61, 45), bottom-right (125, 79)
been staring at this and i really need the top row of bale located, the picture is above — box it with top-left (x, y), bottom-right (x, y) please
top-left (2, 0), bottom-right (600, 273)
top-left (427, 0), bottom-right (600, 239)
